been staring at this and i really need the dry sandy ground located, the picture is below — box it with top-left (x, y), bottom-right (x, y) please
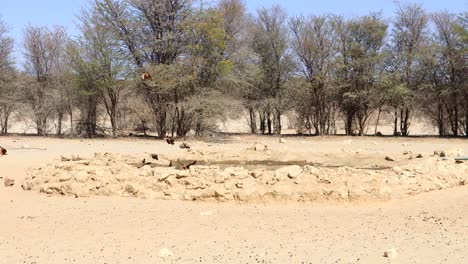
top-left (1, 135), bottom-right (468, 263)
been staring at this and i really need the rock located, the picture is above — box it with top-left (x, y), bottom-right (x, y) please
top-left (279, 138), bottom-right (287, 143)
top-left (4, 177), bottom-right (14, 187)
top-left (375, 131), bottom-right (383, 137)
top-left (385, 156), bottom-right (395, 162)
top-left (180, 177), bottom-right (210, 190)
top-left (250, 168), bottom-right (266, 179)
top-left (434, 150), bottom-right (446, 157)
top-left (200, 210), bottom-right (213, 216)
top-left (303, 165), bottom-right (320, 176)
top-left (61, 155), bottom-right (83, 162)
top-left (403, 151), bottom-right (411, 155)
top-left (383, 247), bottom-right (398, 259)
top-left (416, 154), bottom-right (423, 159)
top-left (275, 165), bottom-right (303, 179)
top-left (58, 173), bottom-right (72, 182)
top-left (253, 143), bottom-right (268, 151)
top-left (124, 184), bottom-right (138, 196)
top-left (224, 167), bottom-right (250, 179)
top-left (158, 247), bottom-right (174, 258)
top-left (74, 171), bottom-right (89, 183)
top-left (179, 143), bottom-right (190, 149)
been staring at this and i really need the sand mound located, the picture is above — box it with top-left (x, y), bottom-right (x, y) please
top-left (22, 152), bottom-right (467, 202)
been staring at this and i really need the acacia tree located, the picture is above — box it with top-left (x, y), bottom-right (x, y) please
top-left (23, 25), bottom-right (68, 135)
top-left (75, 2), bottom-right (129, 136)
top-left (333, 14), bottom-right (388, 135)
top-left (0, 17), bottom-right (16, 134)
top-left (290, 15), bottom-right (336, 135)
top-left (251, 5), bottom-right (293, 135)
top-left (421, 12), bottom-right (466, 136)
top-left (95, 0), bottom-right (191, 137)
top-left (391, 3), bottom-right (428, 136)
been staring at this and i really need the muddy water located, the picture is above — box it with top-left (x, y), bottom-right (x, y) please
top-left (170, 159), bottom-right (392, 171)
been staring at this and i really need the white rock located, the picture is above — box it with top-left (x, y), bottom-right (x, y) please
top-left (279, 138), bottom-right (287, 143)
top-left (74, 171), bottom-right (89, 183)
top-left (200, 210), bottom-right (213, 216)
top-left (158, 247), bottom-right (174, 258)
top-left (275, 165), bottom-right (303, 179)
top-left (58, 173), bottom-right (72, 182)
top-left (254, 143), bottom-right (268, 151)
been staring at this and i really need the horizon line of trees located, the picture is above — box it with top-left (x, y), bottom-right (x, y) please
top-left (0, 0), bottom-right (467, 138)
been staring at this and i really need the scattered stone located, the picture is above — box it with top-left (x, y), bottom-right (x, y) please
top-left (158, 248), bottom-right (174, 258)
top-left (383, 247), bottom-right (398, 259)
top-left (385, 156), bottom-right (395, 162)
top-left (4, 177), bottom-right (14, 187)
top-left (434, 151), bottom-right (446, 157)
top-left (180, 143), bottom-right (191, 149)
top-left (21, 152), bottom-right (468, 203)
top-left (279, 138), bottom-right (287, 143)
top-left (275, 165), bottom-right (302, 179)
top-left (253, 143), bottom-right (268, 151)
top-left (416, 154), bottom-right (423, 159)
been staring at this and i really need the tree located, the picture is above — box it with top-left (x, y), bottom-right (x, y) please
top-left (290, 15), bottom-right (336, 135)
top-left (0, 17), bottom-right (16, 134)
top-left (22, 25), bottom-right (69, 135)
top-left (333, 14), bottom-right (388, 135)
top-left (75, 2), bottom-right (129, 136)
top-left (251, 5), bottom-right (293, 134)
top-left (391, 3), bottom-right (428, 136)
top-left (95, 0), bottom-right (192, 137)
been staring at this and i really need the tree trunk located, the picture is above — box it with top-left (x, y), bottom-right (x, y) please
top-left (259, 111), bottom-right (266, 134)
top-left (249, 107), bottom-right (257, 134)
top-left (57, 112), bottom-right (63, 136)
top-left (400, 107), bottom-right (410, 136)
top-left (393, 109), bottom-right (398, 136)
top-left (437, 101), bottom-right (445, 136)
top-left (275, 108), bottom-right (282, 135)
top-left (374, 108), bottom-right (382, 135)
top-left (345, 111), bottom-right (354, 136)
top-left (267, 112), bottom-right (272, 135)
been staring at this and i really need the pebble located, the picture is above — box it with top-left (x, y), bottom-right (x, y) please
top-left (159, 247), bottom-right (174, 258)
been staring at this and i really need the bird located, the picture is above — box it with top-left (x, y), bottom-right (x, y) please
top-left (151, 153), bottom-right (159, 160)
top-left (0, 146), bottom-right (7, 156)
top-left (166, 137), bottom-right (175, 145)
top-left (182, 160), bottom-right (197, 170)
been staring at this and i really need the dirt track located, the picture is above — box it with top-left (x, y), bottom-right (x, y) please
top-left (1, 136), bottom-right (468, 263)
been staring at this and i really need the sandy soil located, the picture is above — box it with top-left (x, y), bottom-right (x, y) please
top-left (1, 135), bottom-right (468, 263)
